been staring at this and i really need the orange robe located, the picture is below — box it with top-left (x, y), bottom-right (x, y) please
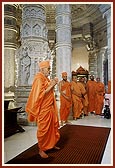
top-left (86, 80), bottom-right (97, 113)
top-left (107, 80), bottom-right (111, 94)
top-left (79, 82), bottom-right (89, 115)
top-left (71, 81), bottom-right (86, 118)
top-left (25, 72), bottom-right (60, 151)
top-left (59, 81), bottom-right (72, 121)
top-left (95, 82), bottom-right (105, 115)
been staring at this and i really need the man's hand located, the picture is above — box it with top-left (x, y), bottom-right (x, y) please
top-left (50, 77), bottom-right (58, 87)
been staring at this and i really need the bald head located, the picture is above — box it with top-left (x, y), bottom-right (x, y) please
top-left (96, 77), bottom-right (100, 82)
top-left (90, 75), bottom-right (94, 81)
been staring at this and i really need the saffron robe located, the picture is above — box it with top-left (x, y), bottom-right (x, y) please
top-left (108, 80), bottom-right (111, 94)
top-left (71, 81), bottom-right (86, 118)
top-left (86, 80), bottom-right (97, 113)
top-left (95, 82), bottom-right (105, 115)
top-left (25, 72), bottom-right (60, 151)
top-left (59, 81), bottom-right (72, 121)
top-left (79, 82), bottom-right (89, 115)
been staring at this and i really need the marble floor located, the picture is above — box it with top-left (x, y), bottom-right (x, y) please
top-left (3, 113), bottom-right (113, 166)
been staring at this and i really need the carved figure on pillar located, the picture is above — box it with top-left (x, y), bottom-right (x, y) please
top-left (43, 42), bottom-right (51, 60)
top-left (20, 47), bottom-right (31, 85)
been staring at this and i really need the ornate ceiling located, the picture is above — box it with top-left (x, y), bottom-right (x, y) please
top-left (44, 4), bottom-right (107, 48)
top-left (45, 4), bottom-right (102, 29)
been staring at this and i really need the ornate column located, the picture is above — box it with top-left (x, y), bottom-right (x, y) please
top-left (97, 47), bottom-right (107, 82)
top-left (88, 51), bottom-right (98, 78)
top-left (55, 4), bottom-right (72, 120)
top-left (15, 5), bottom-right (51, 124)
top-left (99, 4), bottom-right (111, 81)
top-left (104, 8), bottom-right (111, 81)
top-left (16, 4), bottom-right (50, 87)
top-left (55, 4), bottom-right (72, 81)
top-left (4, 4), bottom-right (18, 99)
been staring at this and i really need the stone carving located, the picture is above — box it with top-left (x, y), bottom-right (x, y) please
top-left (42, 42), bottom-right (51, 60)
top-left (20, 47), bottom-right (31, 85)
top-left (23, 24), bottom-right (31, 36)
top-left (31, 9), bottom-right (36, 16)
top-left (33, 24), bottom-right (41, 36)
top-left (24, 9), bottom-right (30, 17)
top-left (23, 6), bottom-right (46, 21)
top-left (42, 27), bottom-right (48, 38)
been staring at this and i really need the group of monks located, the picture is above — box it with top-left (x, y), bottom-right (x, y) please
top-left (59, 73), bottom-right (108, 125)
top-left (25, 60), bottom-right (111, 158)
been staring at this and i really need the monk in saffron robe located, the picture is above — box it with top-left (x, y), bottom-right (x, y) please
top-left (86, 75), bottom-right (97, 114)
top-left (59, 72), bottom-right (72, 126)
top-left (79, 77), bottom-right (89, 116)
top-left (25, 60), bottom-right (60, 158)
top-left (95, 77), bottom-right (105, 115)
top-left (71, 75), bottom-right (87, 119)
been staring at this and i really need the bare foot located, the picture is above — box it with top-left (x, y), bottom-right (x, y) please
top-left (39, 150), bottom-right (48, 158)
top-left (54, 146), bottom-right (60, 150)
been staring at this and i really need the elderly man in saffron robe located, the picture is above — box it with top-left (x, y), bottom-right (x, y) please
top-left (25, 60), bottom-right (60, 158)
top-left (71, 75), bottom-right (87, 120)
top-left (59, 72), bottom-right (72, 126)
top-left (95, 77), bottom-right (105, 115)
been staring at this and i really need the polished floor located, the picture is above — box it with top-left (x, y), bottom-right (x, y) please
top-left (3, 113), bottom-right (112, 166)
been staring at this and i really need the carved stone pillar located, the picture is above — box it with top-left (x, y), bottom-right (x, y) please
top-left (88, 51), bottom-right (97, 78)
top-left (55, 4), bottom-right (72, 120)
top-left (4, 4), bottom-right (18, 99)
top-left (99, 4), bottom-right (111, 81)
top-left (104, 9), bottom-right (111, 81)
top-left (16, 4), bottom-right (50, 87)
top-left (97, 47), bottom-right (107, 82)
top-left (15, 5), bottom-right (51, 124)
top-left (55, 4), bottom-right (72, 81)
